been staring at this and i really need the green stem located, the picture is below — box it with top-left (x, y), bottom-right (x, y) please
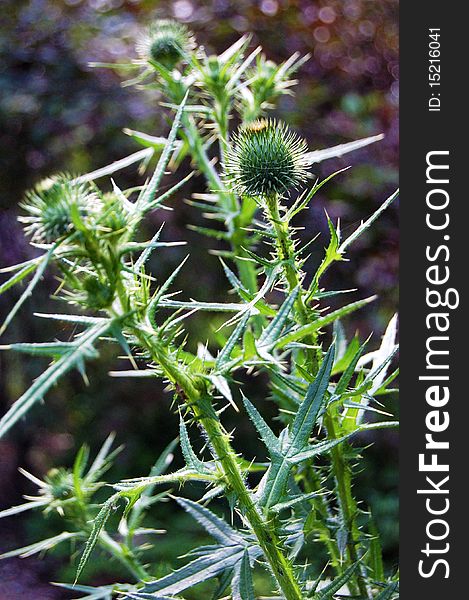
top-left (264, 193), bottom-right (320, 371)
top-left (98, 530), bottom-right (149, 582)
top-left (324, 411), bottom-right (370, 599)
top-left (138, 332), bottom-right (304, 600)
top-left (301, 467), bottom-right (342, 570)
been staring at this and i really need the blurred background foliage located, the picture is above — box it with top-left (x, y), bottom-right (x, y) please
top-left (0, 0), bottom-right (398, 597)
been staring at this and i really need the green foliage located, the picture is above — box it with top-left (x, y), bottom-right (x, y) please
top-left (0, 17), bottom-right (399, 600)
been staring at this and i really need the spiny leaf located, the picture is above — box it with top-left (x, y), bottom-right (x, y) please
top-left (308, 215), bottom-right (341, 298)
top-left (75, 495), bottom-right (120, 583)
top-left (136, 91), bottom-right (189, 212)
top-left (1, 531), bottom-right (80, 559)
top-left (134, 225), bottom-right (163, 270)
top-left (290, 433), bottom-right (356, 464)
top-left (141, 545), bottom-right (246, 596)
top-left (260, 346), bottom-right (335, 509)
top-left (76, 148), bottom-right (153, 183)
top-left (270, 491), bottom-right (320, 513)
top-left (286, 168), bottom-right (350, 221)
top-left (215, 313), bottom-right (250, 371)
top-left (159, 299), bottom-right (254, 313)
top-left (179, 417), bottom-right (210, 474)
top-left (0, 342), bottom-right (77, 358)
top-left (0, 246), bottom-right (56, 336)
top-left (176, 498), bottom-right (243, 546)
top-left (0, 261), bottom-right (37, 296)
top-left (335, 339), bottom-right (367, 395)
top-left (0, 320), bottom-right (112, 439)
top-left (374, 581), bottom-right (399, 600)
top-left (148, 255), bottom-right (190, 314)
top-left (256, 286), bottom-right (299, 353)
top-left (0, 500), bottom-right (48, 519)
top-left (232, 550), bottom-right (255, 600)
top-left (338, 188), bottom-right (398, 254)
top-left (242, 395), bottom-right (280, 455)
top-left (315, 562), bottom-right (359, 599)
top-left (289, 345), bottom-right (335, 451)
top-left (277, 297), bottom-right (376, 348)
top-left (303, 133), bottom-right (384, 165)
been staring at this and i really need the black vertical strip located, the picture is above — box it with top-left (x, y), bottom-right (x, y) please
top-left (400, 3), bottom-right (466, 597)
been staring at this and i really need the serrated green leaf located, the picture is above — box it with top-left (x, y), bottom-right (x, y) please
top-left (1, 531), bottom-right (80, 559)
top-left (215, 313), bottom-right (250, 371)
top-left (0, 320), bottom-right (112, 439)
top-left (270, 491), bottom-right (320, 513)
top-left (374, 581), bottom-right (399, 600)
top-left (290, 433), bottom-right (356, 464)
top-left (277, 297), bottom-right (376, 349)
top-left (256, 286), bottom-right (299, 354)
top-left (176, 498), bottom-right (243, 546)
top-left (290, 345), bottom-right (335, 451)
top-left (338, 188), bottom-right (398, 254)
top-left (260, 347), bottom-right (335, 509)
top-left (75, 495), bottom-right (120, 583)
top-left (179, 417), bottom-right (210, 474)
top-left (242, 395), bottom-right (280, 455)
top-left (315, 562), bottom-right (359, 599)
top-left (0, 246), bottom-right (56, 336)
top-left (141, 545), bottom-right (245, 596)
top-left (232, 550), bottom-right (255, 600)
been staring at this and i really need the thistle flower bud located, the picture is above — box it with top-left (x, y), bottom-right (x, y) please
top-left (19, 175), bottom-right (101, 243)
top-left (224, 119), bottom-right (309, 197)
top-left (137, 19), bottom-right (196, 70)
top-left (45, 468), bottom-right (74, 501)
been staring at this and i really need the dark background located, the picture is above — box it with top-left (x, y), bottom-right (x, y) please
top-left (0, 1), bottom-right (398, 597)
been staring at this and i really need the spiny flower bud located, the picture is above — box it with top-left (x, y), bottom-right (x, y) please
top-left (45, 468), bottom-right (74, 501)
top-left (224, 119), bottom-right (309, 197)
top-left (19, 175), bottom-right (101, 243)
top-left (136, 19), bottom-right (196, 70)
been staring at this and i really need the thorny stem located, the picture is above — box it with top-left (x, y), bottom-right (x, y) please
top-left (264, 192), bottom-right (320, 371)
top-left (134, 329), bottom-right (304, 600)
top-left (264, 192), bottom-right (368, 586)
top-left (324, 410), bottom-right (370, 599)
top-left (301, 467), bottom-right (342, 570)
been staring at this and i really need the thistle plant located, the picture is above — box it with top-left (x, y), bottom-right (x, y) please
top-left (0, 19), bottom-right (399, 600)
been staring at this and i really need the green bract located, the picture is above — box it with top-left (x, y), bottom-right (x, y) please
top-left (136, 19), bottom-right (195, 70)
top-left (224, 119), bottom-right (309, 197)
